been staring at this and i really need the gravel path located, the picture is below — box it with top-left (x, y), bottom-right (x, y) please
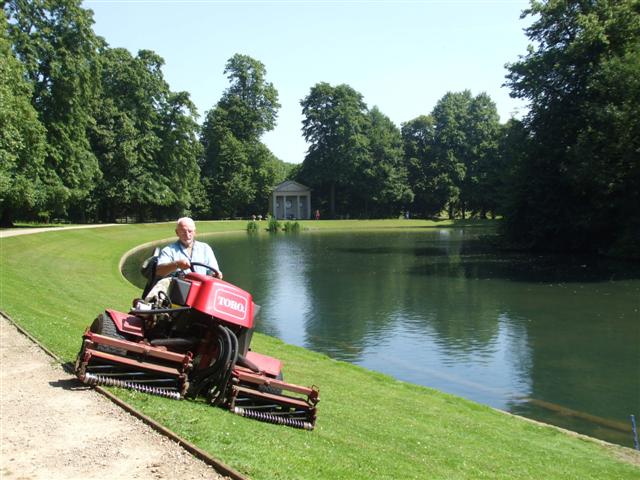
top-left (0, 224), bottom-right (120, 238)
top-left (0, 315), bottom-right (225, 480)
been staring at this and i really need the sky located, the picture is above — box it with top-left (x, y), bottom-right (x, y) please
top-left (83, 0), bottom-right (534, 164)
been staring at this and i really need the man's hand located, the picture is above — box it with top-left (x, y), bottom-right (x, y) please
top-left (175, 258), bottom-right (191, 270)
top-left (156, 258), bottom-right (190, 277)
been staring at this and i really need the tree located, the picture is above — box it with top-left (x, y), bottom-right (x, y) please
top-left (402, 91), bottom-right (500, 219)
top-left (0, 16), bottom-right (47, 226)
top-left (402, 115), bottom-right (454, 217)
top-left (429, 90), bottom-right (500, 218)
top-left (90, 48), bottom-right (203, 221)
top-left (463, 92), bottom-right (501, 218)
top-left (357, 107), bottom-right (413, 217)
top-left (299, 83), bottom-right (370, 217)
top-left (493, 119), bottom-right (530, 219)
top-left (217, 54), bottom-right (280, 142)
top-left (5, 0), bottom-right (103, 221)
top-left (200, 54), bottom-right (281, 218)
top-left (154, 90), bottom-right (205, 220)
top-left (504, 0), bottom-right (640, 254)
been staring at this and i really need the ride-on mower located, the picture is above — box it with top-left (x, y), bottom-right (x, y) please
top-left (74, 252), bottom-right (319, 430)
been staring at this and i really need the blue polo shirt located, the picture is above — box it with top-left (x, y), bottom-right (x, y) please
top-left (158, 240), bottom-right (221, 275)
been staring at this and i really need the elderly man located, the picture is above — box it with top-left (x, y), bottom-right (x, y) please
top-left (143, 218), bottom-right (223, 304)
top-left (155, 217), bottom-right (223, 278)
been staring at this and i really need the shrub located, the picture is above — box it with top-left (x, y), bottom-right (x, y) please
top-left (246, 221), bottom-right (259, 233)
top-left (267, 216), bottom-right (281, 232)
top-left (283, 221), bottom-right (301, 233)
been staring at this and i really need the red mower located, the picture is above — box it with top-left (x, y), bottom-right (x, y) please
top-left (74, 252), bottom-right (319, 430)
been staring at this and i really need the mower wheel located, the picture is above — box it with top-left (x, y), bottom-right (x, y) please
top-left (90, 313), bottom-right (127, 355)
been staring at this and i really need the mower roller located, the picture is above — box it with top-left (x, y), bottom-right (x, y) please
top-left (74, 256), bottom-right (319, 430)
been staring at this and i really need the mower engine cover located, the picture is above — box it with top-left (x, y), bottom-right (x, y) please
top-left (173, 273), bottom-right (255, 328)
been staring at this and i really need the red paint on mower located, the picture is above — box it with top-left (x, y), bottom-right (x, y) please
top-left (75, 269), bottom-right (319, 430)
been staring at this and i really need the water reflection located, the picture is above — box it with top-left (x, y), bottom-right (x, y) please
top-left (121, 228), bottom-right (640, 447)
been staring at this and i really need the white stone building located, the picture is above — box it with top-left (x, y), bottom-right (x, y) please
top-left (270, 181), bottom-right (311, 220)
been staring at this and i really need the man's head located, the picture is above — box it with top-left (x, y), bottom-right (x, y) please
top-left (175, 217), bottom-right (196, 248)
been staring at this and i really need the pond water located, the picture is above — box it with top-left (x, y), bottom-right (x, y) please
top-left (123, 227), bottom-right (640, 447)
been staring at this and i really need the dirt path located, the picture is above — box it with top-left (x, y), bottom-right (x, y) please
top-left (0, 224), bottom-right (120, 238)
top-left (0, 316), bottom-right (225, 480)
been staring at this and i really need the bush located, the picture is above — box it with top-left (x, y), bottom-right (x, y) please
top-left (283, 221), bottom-right (301, 233)
top-left (267, 216), bottom-right (281, 232)
top-left (246, 221), bottom-right (259, 233)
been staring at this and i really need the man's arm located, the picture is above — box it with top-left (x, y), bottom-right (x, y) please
top-left (155, 257), bottom-right (190, 277)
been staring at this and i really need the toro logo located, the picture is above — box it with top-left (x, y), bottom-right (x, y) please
top-left (214, 289), bottom-right (248, 321)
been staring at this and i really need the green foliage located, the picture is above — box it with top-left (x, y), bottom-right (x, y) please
top-left (4, 0), bottom-right (638, 260)
top-left (267, 215), bottom-right (281, 232)
top-left (199, 54), bottom-right (282, 219)
top-left (89, 48), bottom-right (203, 222)
top-left (503, 0), bottom-right (640, 254)
top-left (298, 83), bottom-right (371, 217)
top-left (402, 115), bottom-right (448, 217)
top-left (0, 16), bottom-right (47, 226)
top-left (356, 107), bottom-right (413, 217)
top-left (5, 0), bottom-right (104, 222)
top-left (218, 54), bottom-right (280, 142)
top-left (402, 91), bottom-right (501, 219)
top-left (246, 220), bottom-right (259, 233)
top-left (282, 221), bottom-right (301, 232)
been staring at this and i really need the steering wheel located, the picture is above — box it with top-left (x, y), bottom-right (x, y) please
top-left (189, 261), bottom-right (221, 278)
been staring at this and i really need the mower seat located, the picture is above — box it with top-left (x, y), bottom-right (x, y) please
top-left (140, 248), bottom-right (161, 298)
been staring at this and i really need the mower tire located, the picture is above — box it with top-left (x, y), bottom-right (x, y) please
top-left (90, 313), bottom-right (127, 355)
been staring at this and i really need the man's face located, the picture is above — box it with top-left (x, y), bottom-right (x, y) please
top-left (176, 222), bottom-right (196, 247)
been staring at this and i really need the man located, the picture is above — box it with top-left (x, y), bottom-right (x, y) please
top-left (143, 218), bottom-right (222, 304)
top-left (156, 217), bottom-right (223, 278)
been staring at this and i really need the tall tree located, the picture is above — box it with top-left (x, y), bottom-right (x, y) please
top-left (357, 106), bottom-right (413, 217)
top-left (90, 48), bottom-right (203, 221)
top-left (493, 119), bottom-right (530, 219)
top-left (5, 0), bottom-right (103, 221)
top-left (200, 54), bottom-right (281, 218)
top-left (402, 115), bottom-right (454, 217)
top-left (429, 90), bottom-right (500, 218)
top-left (154, 90), bottom-right (205, 219)
top-left (463, 92), bottom-right (501, 218)
top-left (299, 82), bottom-right (370, 217)
top-left (0, 15), bottom-right (47, 226)
top-left (217, 54), bottom-right (280, 142)
top-left (504, 0), bottom-right (640, 254)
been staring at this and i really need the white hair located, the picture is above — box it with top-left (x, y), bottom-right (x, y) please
top-left (176, 217), bottom-right (196, 229)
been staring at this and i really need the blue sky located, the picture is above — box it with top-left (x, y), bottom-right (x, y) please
top-left (83, 0), bottom-right (533, 164)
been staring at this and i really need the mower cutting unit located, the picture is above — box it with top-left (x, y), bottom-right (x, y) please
top-left (75, 258), bottom-right (319, 430)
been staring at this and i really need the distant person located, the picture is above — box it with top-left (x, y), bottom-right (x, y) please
top-left (315, 209), bottom-right (320, 220)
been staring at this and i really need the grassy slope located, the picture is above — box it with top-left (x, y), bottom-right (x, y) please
top-left (1, 220), bottom-right (637, 480)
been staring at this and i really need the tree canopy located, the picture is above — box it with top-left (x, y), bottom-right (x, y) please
top-left (503, 0), bottom-right (640, 254)
top-left (297, 83), bottom-right (371, 217)
top-left (2, 0), bottom-right (638, 257)
top-left (0, 14), bottom-right (46, 226)
top-left (199, 54), bottom-right (287, 219)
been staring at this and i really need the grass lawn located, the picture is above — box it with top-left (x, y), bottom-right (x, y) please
top-left (1, 220), bottom-right (638, 479)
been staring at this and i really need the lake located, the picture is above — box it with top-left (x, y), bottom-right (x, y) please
top-left (123, 226), bottom-right (640, 447)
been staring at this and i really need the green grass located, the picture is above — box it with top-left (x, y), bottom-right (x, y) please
top-left (1, 220), bottom-right (638, 479)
